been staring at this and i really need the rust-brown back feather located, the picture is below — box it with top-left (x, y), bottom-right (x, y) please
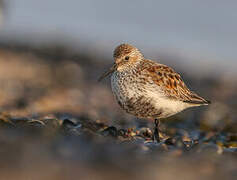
top-left (140, 59), bottom-right (210, 105)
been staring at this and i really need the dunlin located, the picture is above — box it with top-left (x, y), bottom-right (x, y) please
top-left (99, 44), bottom-right (210, 142)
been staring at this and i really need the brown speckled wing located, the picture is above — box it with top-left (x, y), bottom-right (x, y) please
top-left (141, 59), bottom-right (210, 105)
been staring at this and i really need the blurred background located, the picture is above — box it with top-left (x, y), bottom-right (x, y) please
top-left (1, 0), bottom-right (237, 72)
top-left (0, 1), bottom-right (236, 180)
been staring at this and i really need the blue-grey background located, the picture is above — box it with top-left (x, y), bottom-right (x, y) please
top-left (0, 0), bottom-right (236, 74)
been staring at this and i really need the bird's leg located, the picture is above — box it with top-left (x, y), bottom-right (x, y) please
top-left (153, 118), bottom-right (160, 142)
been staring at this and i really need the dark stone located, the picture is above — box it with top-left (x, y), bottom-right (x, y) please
top-left (101, 126), bottom-right (118, 138)
top-left (118, 129), bottom-right (127, 137)
top-left (62, 119), bottom-right (77, 127)
top-left (165, 138), bottom-right (176, 145)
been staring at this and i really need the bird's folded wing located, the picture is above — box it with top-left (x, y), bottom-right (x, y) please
top-left (141, 59), bottom-right (210, 105)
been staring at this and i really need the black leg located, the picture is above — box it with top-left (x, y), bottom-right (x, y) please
top-left (153, 118), bottom-right (160, 142)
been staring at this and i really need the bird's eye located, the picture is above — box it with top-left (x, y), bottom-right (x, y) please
top-left (125, 56), bottom-right (130, 61)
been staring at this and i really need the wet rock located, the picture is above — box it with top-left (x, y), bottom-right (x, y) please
top-left (117, 129), bottom-right (128, 137)
top-left (137, 127), bottom-right (153, 139)
top-left (227, 133), bottom-right (237, 142)
top-left (61, 118), bottom-right (82, 136)
top-left (62, 118), bottom-right (78, 128)
top-left (183, 140), bottom-right (195, 151)
top-left (164, 137), bottom-right (176, 145)
top-left (175, 137), bottom-right (186, 149)
top-left (224, 147), bottom-right (237, 153)
top-left (28, 119), bottom-right (46, 127)
top-left (182, 135), bottom-right (192, 142)
top-left (101, 126), bottom-right (118, 138)
top-left (127, 128), bottom-right (136, 137)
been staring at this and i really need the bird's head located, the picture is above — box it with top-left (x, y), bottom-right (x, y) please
top-left (98, 44), bottom-right (144, 81)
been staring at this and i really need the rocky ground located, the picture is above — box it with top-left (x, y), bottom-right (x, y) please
top-left (0, 41), bottom-right (236, 180)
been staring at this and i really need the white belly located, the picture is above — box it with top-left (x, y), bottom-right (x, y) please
top-left (111, 72), bottom-right (192, 119)
top-left (148, 91), bottom-right (190, 118)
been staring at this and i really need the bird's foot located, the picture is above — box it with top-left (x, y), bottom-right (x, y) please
top-left (153, 119), bottom-right (160, 143)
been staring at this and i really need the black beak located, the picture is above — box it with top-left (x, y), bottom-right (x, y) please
top-left (98, 63), bottom-right (117, 82)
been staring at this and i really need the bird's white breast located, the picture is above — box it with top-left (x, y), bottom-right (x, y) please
top-left (111, 71), bottom-right (192, 119)
top-left (111, 71), bottom-right (139, 102)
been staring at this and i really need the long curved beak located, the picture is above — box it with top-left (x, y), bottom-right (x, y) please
top-left (98, 63), bottom-right (117, 82)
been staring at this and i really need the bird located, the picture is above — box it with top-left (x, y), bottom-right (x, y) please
top-left (98, 43), bottom-right (211, 142)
